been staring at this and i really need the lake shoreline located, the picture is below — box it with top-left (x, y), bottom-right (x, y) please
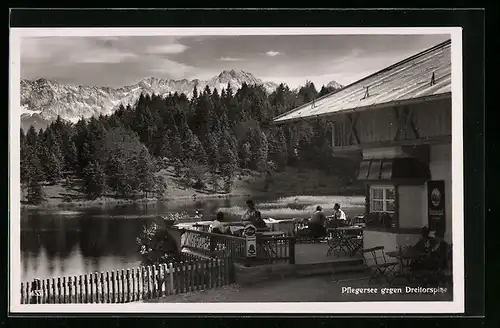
top-left (20, 191), bottom-right (270, 210)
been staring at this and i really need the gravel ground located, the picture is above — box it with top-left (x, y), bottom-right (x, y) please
top-left (143, 275), bottom-right (453, 303)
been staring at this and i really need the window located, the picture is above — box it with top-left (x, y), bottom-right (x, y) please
top-left (370, 185), bottom-right (396, 213)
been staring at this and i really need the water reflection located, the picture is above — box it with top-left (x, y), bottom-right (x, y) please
top-left (20, 197), bottom-right (252, 282)
top-left (20, 196), bottom-right (364, 281)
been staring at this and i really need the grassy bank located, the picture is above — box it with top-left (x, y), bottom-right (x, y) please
top-left (20, 166), bottom-right (362, 210)
top-left (217, 195), bottom-right (366, 220)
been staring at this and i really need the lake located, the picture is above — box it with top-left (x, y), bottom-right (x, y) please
top-left (20, 195), bottom-right (365, 282)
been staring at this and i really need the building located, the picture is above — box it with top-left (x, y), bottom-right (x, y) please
top-left (273, 39), bottom-right (452, 251)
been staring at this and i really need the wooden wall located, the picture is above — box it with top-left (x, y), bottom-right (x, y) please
top-left (331, 98), bottom-right (451, 148)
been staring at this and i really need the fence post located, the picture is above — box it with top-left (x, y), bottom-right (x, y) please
top-left (168, 263), bottom-right (174, 294)
top-left (30, 279), bottom-right (38, 304)
top-left (289, 237), bottom-right (296, 265)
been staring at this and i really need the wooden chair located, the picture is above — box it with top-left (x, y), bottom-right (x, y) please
top-left (327, 229), bottom-right (351, 256)
top-left (361, 246), bottom-right (398, 284)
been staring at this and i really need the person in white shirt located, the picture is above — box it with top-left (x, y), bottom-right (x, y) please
top-left (333, 203), bottom-right (347, 221)
top-left (209, 212), bottom-right (229, 252)
top-left (209, 212), bottom-right (229, 234)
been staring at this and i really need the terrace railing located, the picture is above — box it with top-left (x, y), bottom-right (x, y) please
top-left (180, 228), bottom-right (247, 262)
top-left (256, 235), bottom-right (296, 265)
top-left (178, 228), bottom-right (296, 265)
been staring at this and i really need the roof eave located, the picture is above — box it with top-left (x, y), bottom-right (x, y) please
top-left (272, 92), bottom-right (452, 125)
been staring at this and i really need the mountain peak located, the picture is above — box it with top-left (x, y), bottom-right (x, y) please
top-left (326, 80), bottom-right (343, 89)
top-left (218, 69), bottom-right (245, 78)
top-left (20, 69), bottom-right (279, 131)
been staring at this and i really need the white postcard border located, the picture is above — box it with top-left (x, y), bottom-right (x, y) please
top-left (9, 26), bottom-right (464, 314)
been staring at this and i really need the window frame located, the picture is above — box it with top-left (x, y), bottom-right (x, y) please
top-left (369, 185), bottom-right (396, 214)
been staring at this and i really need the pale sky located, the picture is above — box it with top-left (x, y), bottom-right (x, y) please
top-left (21, 34), bottom-right (450, 89)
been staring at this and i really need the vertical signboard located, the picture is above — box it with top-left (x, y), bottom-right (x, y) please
top-left (243, 224), bottom-right (257, 258)
top-left (427, 180), bottom-right (446, 232)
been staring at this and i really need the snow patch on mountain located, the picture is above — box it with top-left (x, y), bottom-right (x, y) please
top-left (326, 80), bottom-right (344, 90)
top-left (20, 70), bottom-right (342, 130)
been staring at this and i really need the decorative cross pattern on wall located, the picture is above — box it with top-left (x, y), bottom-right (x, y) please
top-left (394, 106), bottom-right (420, 141)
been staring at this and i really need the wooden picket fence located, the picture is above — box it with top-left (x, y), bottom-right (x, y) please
top-left (21, 257), bottom-right (230, 304)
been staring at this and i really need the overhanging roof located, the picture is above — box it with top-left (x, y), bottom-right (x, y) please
top-left (273, 39), bottom-right (451, 125)
top-left (357, 158), bottom-right (431, 181)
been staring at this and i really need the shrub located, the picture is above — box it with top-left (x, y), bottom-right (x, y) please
top-left (136, 221), bottom-right (181, 266)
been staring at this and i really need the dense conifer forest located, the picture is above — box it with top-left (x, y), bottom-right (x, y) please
top-left (20, 81), bottom-right (360, 205)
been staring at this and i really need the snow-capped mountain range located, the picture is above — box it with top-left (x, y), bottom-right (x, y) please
top-left (19, 69), bottom-right (343, 131)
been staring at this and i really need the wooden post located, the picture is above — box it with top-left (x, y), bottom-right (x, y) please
top-left (168, 263), bottom-right (174, 295)
top-left (181, 262), bottom-right (187, 293)
top-left (94, 272), bottom-right (99, 304)
top-left (49, 278), bottom-right (53, 303)
top-left (121, 269), bottom-right (126, 303)
top-left (78, 276), bottom-right (83, 303)
top-left (36, 279), bottom-right (42, 304)
top-left (157, 264), bottom-right (163, 297)
top-left (132, 268), bottom-right (137, 301)
top-left (90, 273), bottom-right (95, 303)
top-left (84, 275), bottom-right (88, 303)
top-left (289, 237), bottom-right (296, 264)
top-left (68, 277), bottom-right (72, 304)
top-left (41, 279), bottom-right (46, 304)
top-left (200, 261), bottom-right (206, 290)
top-left (126, 269), bottom-right (131, 302)
top-left (110, 271), bottom-right (115, 303)
top-left (106, 272), bottom-right (110, 303)
top-left (73, 276), bottom-right (77, 304)
top-left (141, 267), bottom-right (146, 300)
top-left (57, 277), bottom-right (62, 304)
top-left (147, 266), bottom-right (153, 300)
top-left (137, 267), bottom-right (142, 301)
top-left (30, 279), bottom-right (37, 304)
top-left (21, 282), bottom-right (25, 304)
top-left (100, 272), bottom-right (105, 303)
top-left (208, 259), bottom-right (214, 289)
top-left (61, 277), bottom-right (67, 303)
top-left (187, 261), bottom-right (193, 292)
top-left (151, 265), bottom-right (157, 299)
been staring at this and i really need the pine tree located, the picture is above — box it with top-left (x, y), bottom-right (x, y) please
top-left (82, 161), bottom-right (107, 200)
top-left (219, 139), bottom-right (238, 193)
top-left (275, 127), bottom-right (288, 170)
top-left (239, 142), bottom-right (252, 169)
top-left (136, 145), bottom-right (156, 198)
top-left (20, 129), bottom-right (28, 185)
top-left (26, 126), bottom-right (38, 147)
top-left (24, 145), bottom-right (45, 204)
top-left (249, 128), bottom-right (269, 172)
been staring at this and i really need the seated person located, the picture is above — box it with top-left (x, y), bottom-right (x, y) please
top-left (251, 211), bottom-right (268, 229)
top-left (241, 199), bottom-right (258, 223)
top-left (413, 226), bottom-right (436, 253)
top-left (209, 212), bottom-right (229, 234)
top-left (428, 228), bottom-right (450, 270)
top-left (309, 205), bottom-right (327, 239)
top-left (412, 227), bottom-right (449, 273)
top-left (209, 212), bottom-right (230, 252)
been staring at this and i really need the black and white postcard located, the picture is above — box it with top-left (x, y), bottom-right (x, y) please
top-left (9, 27), bottom-right (464, 314)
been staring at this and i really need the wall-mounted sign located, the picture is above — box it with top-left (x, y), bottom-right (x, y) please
top-left (244, 224), bottom-right (257, 257)
top-left (427, 180), bottom-right (446, 232)
top-left (243, 224), bottom-right (257, 237)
